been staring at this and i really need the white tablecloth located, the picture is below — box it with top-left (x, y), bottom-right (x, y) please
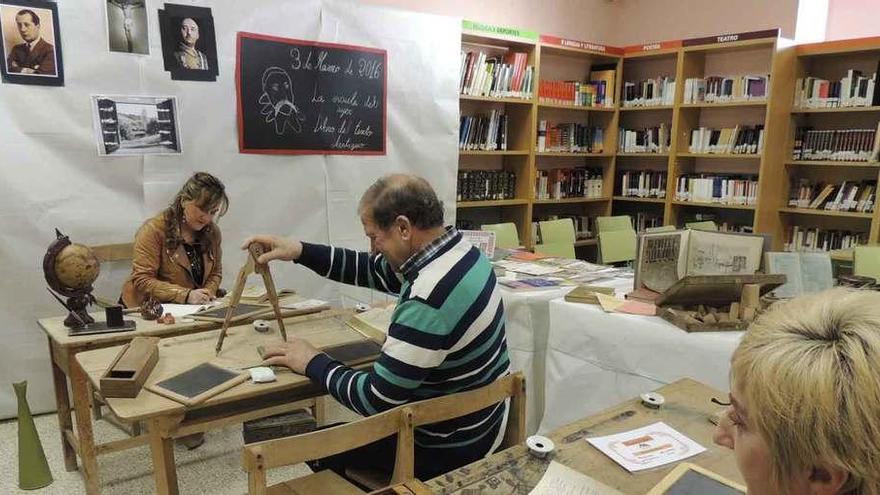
top-left (500, 276), bottom-right (633, 434)
top-left (540, 298), bottom-right (743, 433)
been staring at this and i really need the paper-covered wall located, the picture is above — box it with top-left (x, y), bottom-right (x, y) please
top-left (0, 0), bottom-right (460, 419)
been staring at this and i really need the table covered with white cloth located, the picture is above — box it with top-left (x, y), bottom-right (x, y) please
top-left (540, 297), bottom-right (743, 433)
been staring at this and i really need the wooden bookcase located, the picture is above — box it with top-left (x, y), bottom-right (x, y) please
top-left (772, 37), bottom-right (880, 251)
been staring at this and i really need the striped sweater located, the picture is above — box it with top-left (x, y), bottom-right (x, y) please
top-left (300, 228), bottom-right (511, 452)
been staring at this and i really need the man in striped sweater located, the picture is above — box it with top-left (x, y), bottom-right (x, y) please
top-left (245, 174), bottom-right (511, 481)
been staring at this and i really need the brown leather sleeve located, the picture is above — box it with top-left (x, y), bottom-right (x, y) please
top-left (203, 227), bottom-right (223, 296)
top-left (129, 221), bottom-right (189, 304)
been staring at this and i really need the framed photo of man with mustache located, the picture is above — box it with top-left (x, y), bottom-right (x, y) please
top-left (157, 3), bottom-right (217, 81)
top-left (0, 0), bottom-right (63, 86)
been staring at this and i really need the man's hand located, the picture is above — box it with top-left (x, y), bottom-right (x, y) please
top-left (241, 235), bottom-right (303, 264)
top-left (260, 338), bottom-right (322, 375)
top-left (186, 288), bottom-right (213, 304)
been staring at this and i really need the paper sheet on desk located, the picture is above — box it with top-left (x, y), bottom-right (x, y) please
top-left (529, 461), bottom-right (623, 495)
top-left (586, 422), bottom-right (706, 472)
top-left (281, 299), bottom-right (329, 310)
top-left (595, 293), bottom-right (656, 316)
top-left (160, 303), bottom-right (216, 318)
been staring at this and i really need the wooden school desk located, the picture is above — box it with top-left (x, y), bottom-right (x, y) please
top-left (36, 300), bottom-right (334, 494)
top-left (72, 308), bottom-right (371, 495)
top-left (426, 378), bottom-right (742, 494)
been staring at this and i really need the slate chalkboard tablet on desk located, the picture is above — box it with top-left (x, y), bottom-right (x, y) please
top-left (647, 463), bottom-right (746, 495)
top-left (147, 363), bottom-right (248, 406)
top-left (236, 31), bottom-right (386, 155)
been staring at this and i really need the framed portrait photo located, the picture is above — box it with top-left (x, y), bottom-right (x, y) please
top-left (91, 95), bottom-right (182, 156)
top-left (105, 0), bottom-right (149, 55)
top-left (0, 0), bottom-right (63, 86)
top-left (158, 3), bottom-right (218, 81)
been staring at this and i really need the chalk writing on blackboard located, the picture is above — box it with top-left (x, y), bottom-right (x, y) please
top-left (236, 32), bottom-right (386, 155)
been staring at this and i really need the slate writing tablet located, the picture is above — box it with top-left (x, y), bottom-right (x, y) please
top-left (647, 463), bottom-right (746, 495)
top-left (147, 362), bottom-right (248, 406)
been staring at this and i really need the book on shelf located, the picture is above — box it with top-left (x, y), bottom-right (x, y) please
top-left (536, 120), bottom-right (605, 153)
top-left (589, 66), bottom-right (616, 108)
top-left (618, 124), bottom-right (670, 153)
top-left (764, 251), bottom-right (833, 298)
top-left (539, 79), bottom-right (611, 108)
top-left (791, 125), bottom-right (880, 162)
top-left (675, 174), bottom-right (758, 205)
top-left (633, 212), bottom-right (664, 232)
top-left (459, 111), bottom-right (508, 151)
top-left (457, 170), bottom-right (516, 201)
top-left (794, 68), bottom-right (880, 109)
top-left (460, 49), bottom-right (534, 99)
top-left (535, 167), bottom-right (603, 200)
top-left (688, 125), bottom-right (764, 155)
top-left (784, 226), bottom-right (867, 252)
top-left (682, 74), bottom-right (768, 104)
top-left (787, 178), bottom-right (876, 212)
top-left (618, 170), bottom-right (666, 198)
top-left (622, 77), bottom-right (676, 108)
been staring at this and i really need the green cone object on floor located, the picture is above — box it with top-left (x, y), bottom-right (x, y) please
top-left (14, 381), bottom-right (53, 490)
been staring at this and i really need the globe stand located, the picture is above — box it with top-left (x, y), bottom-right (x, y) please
top-left (64, 293), bottom-right (95, 328)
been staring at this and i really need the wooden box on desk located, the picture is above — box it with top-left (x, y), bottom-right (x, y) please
top-left (655, 274), bottom-right (785, 333)
top-left (99, 336), bottom-right (160, 398)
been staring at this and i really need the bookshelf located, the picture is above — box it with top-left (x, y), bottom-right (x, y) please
top-left (775, 37), bottom-right (880, 252)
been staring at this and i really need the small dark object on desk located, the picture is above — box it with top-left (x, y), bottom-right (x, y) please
top-left (242, 409), bottom-right (317, 444)
top-left (140, 296), bottom-right (163, 320)
top-left (106, 305), bottom-right (124, 327)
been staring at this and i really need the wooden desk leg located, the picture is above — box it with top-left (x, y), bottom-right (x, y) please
top-left (313, 396), bottom-right (326, 426)
top-left (71, 360), bottom-right (102, 495)
top-left (148, 416), bottom-right (184, 495)
top-left (48, 338), bottom-right (78, 472)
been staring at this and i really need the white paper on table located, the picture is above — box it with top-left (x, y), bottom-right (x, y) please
top-left (494, 260), bottom-right (562, 276)
top-left (281, 299), bottom-right (329, 310)
top-left (159, 303), bottom-right (211, 318)
top-left (586, 422), bottom-right (706, 472)
top-left (529, 461), bottom-right (623, 495)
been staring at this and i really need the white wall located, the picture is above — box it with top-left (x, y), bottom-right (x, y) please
top-left (0, 0), bottom-right (459, 418)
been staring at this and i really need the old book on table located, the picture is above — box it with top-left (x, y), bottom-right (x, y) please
top-left (564, 285), bottom-right (615, 304)
top-left (764, 251), bottom-right (833, 298)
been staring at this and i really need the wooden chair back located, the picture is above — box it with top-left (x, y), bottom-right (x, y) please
top-left (242, 404), bottom-right (414, 495)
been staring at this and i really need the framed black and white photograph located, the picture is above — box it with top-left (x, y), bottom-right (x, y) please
top-left (158, 3), bottom-right (218, 81)
top-left (0, 0), bottom-right (63, 86)
top-left (91, 95), bottom-right (182, 156)
top-left (105, 0), bottom-right (149, 55)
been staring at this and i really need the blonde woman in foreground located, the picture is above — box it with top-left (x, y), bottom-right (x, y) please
top-left (714, 288), bottom-right (880, 495)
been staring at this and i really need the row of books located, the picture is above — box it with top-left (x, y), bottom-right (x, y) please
top-left (784, 226), bottom-right (866, 252)
top-left (682, 75), bottom-right (768, 104)
top-left (793, 70), bottom-right (880, 108)
top-left (683, 213), bottom-right (753, 233)
top-left (459, 111), bottom-right (508, 151)
top-left (459, 50), bottom-right (534, 99)
top-left (536, 121), bottom-right (605, 153)
top-left (622, 77), bottom-right (676, 108)
top-left (538, 79), bottom-right (612, 108)
top-left (535, 168), bottom-right (603, 200)
top-left (533, 215), bottom-right (595, 243)
top-left (618, 170), bottom-right (667, 198)
top-left (791, 127), bottom-right (880, 162)
top-left (632, 212), bottom-right (664, 232)
top-left (787, 179), bottom-right (876, 212)
top-left (619, 124), bottom-right (670, 154)
top-left (688, 125), bottom-right (764, 155)
top-left (456, 170), bottom-right (516, 202)
top-left (674, 174), bottom-right (759, 205)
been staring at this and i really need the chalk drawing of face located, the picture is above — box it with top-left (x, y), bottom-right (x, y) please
top-left (258, 67), bottom-right (304, 135)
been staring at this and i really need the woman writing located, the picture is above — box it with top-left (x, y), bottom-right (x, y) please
top-left (121, 172), bottom-right (228, 308)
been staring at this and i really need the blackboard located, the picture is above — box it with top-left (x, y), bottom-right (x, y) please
top-left (664, 470), bottom-right (744, 495)
top-left (147, 362), bottom-right (248, 406)
top-left (235, 32), bottom-right (386, 155)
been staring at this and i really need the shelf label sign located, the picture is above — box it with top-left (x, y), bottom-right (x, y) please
top-left (683, 28), bottom-right (780, 47)
top-left (540, 35), bottom-right (624, 55)
top-left (623, 40), bottom-right (683, 54)
top-left (462, 20), bottom-right (538, 41)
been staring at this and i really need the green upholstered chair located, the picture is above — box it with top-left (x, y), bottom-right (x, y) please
top-left (480, 223), bottom-right (521, 249)
top-left (645, 225), bottom-right (676, 233)
top-left (598, 229), bottom-right (637, 264)
top-left (536, 219), bottom-right (576, 259)
top-left (685, 220), bottom-right (718, 231)
top-left (596, 215), bottom-right (633, 233)
top-left (854, 245), bottom-right (880, 280)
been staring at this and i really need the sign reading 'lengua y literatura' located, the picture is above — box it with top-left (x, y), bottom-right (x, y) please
top-left (236, 32), bottom-right (386, 155)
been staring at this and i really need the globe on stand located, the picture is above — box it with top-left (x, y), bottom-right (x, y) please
top-left (43, 229), bottom-right (99, 328)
